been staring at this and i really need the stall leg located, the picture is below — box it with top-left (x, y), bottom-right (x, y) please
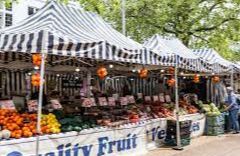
top-left (173, 56), bottom-right (183, 150)
top-left (36, 53), bottom-right (46, 156)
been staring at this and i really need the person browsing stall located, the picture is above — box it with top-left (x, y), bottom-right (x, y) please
top-left (225, 87), bottom-right (240, 134)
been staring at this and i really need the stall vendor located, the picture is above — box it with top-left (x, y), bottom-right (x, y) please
top-left (225, 87), bottom-right (240, 134)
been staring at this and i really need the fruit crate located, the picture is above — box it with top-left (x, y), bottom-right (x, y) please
top-left (165, 133), bottom-right (191, 140)
top-left (165, 138), bottom-right (191, 147)
top-left (167, 120), bottom-right (192, 129)
top-left (166, 127), bottom-right (191, 136)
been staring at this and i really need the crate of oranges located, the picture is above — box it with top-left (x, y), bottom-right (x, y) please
top-left (0, 109), bottom-right (61, 139)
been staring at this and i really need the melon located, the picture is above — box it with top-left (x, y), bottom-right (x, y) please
top-left (2, 130), bottom-right (11, 139)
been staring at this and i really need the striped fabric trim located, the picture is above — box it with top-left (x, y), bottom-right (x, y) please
top-left (143, 35), bottom-right (211, 71)
top-left (192, 48), bottom-right (236, 73)
top-left (0, 1), bottom-right (159, 65)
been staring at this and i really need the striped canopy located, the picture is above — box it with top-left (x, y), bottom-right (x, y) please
top-left (192, 48), bottom-right (236, 72)
top-left (144, 35), bottom-right (211, 71)
top-left (0, 1), bottom-right (158, 65)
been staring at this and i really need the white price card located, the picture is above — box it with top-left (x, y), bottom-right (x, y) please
top-left (145, 96), bottom-right (151, 101)
top-left (90, 98), bottom-right (96, 106)
top-left (165, 95), bottom-right (171, 103)
top-left (98, 97), bottom-right (108, 106)
top-left (50, 99), bottom-right (62, 109)
top-left (112, 94), bottom-right (119, 100)
top-left (126, 95), bottom-right (135, 104)
top-left (137, 93), bottom-right (143, 99)
top-left (153, 95), bottom-right (159, 102)
top-left (27, 100), bottom-right (38, 112)
top-left (108, 97), bottom-right (116, 106)
top-left (82, 98), bottom-right (92, 107)
top-left (159, 93), bottom-right (165, 102)
top-left (120, 97), bottom-right (128, 105)
top-left (0, 100), bottom-right (15, 110)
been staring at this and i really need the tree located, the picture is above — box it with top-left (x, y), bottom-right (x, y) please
top-left (76, 0), bottom-right (240, 60)
top-left (1, 0), bottom-right (240, 60)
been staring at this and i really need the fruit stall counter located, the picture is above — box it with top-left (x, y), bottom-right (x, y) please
top-left (0, 114), bottom-right (206, 156)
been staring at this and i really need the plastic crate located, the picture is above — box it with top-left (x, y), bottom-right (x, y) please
top-left (167, 120), bottom-right (192, 129)
top-left (165, 138), bottom-right (191, 147)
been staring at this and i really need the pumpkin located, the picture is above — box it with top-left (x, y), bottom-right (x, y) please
top-left (32, 54), bottom-right (42, 66)
top-left (167, 78), bottom-right (175, 87)
top-left (2, 129), bottom-right (11, 139)
top-left (97, 67), bottom-right (108, 79)
top-left (31, 73), bottom-right (41, 87)
top-left (139, 68), bottom-right (148, 79)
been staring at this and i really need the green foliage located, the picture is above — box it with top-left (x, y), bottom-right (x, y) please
top-left (73, 0), bottom-right (240, 60)
top-left (0, 0), bottom-right (239, 60)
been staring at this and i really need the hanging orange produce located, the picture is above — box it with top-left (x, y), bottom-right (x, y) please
top-left (168, 67), bottom-right (175, 75)
top-left (31, 73), bottom-right (41, 87)
top-left (167, 77), bottom-right (175, 87)
top-left (193, 74), bottom-right (200, 83)
top-left (212, 76), bottom-right (220, 83)
top-left (32, 54), bottom-right (42, 66)
top-left (97, 66), bottom-right (108, 79)
top-left (139, 68), bottom-right (148, 79)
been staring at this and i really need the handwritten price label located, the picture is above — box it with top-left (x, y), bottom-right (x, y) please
top-left (120, 97), bottom-right (128, 105)
top-left (137, 93), bottom-right (143, 99)
top-left (0, 100), bottom-right (15, 110)
top-left (112, 94), bottom-right (119, 100)
top-left (108, 97), bottom-right (116, 106)
top-left (90, 98), bottom-right (96, 106)
top-left (165, 95), bottom-right (171, 103)
top-left (82, 98), bottom-right (92, 107)
top-left (27, 100), bottom-right (38, 112)
top-left (153, 95), bottom-right (159, 102)
top-left (98, 97), bottom-right (108, 106)
top-left (159, 93), bottom-right (165, 102)
top-left (127, 95), bottom-right (135, 104)
top-left (144, 96), bottom-right (151, 102)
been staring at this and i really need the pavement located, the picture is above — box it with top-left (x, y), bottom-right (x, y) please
top-left (143, 134), bottom-right (240, 156)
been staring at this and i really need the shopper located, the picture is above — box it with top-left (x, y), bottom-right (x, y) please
top-left (225, 87), bottom-right (240, 134)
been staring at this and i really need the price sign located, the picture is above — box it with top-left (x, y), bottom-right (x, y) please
top-left (82, 98), bottom-right (92, 107)
top-left (0, 100), bottom-right (15, 110)
top-left (159, 93), bottom-right (165, 102)
top-left (98, 97), bottom-right (108, 106)
top-left (50, 99), bottom-right (62, 109)
top-left (90, 98), bottom-right (96, 106)
top-left (126, 95), bottom-right (135, 104)
top-left (120, 97), bottom-right (128, 105)
top-left (108, 97), bottom-right (116, 106)
top-left (137, 93), bottom-right (143, 99)
top-left (112, 94), bottom-right (119, 100)
top-left (27, 100), bottom-right (38, 112)
top-left (153, 95), bottom-right (159, 102)
top-left (165, 95), bottom-right (171, 103)
top-left (144, 96), bottom-right (151, 101)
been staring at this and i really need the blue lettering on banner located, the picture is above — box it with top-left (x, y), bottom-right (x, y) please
top-left (6, 133), bottom-right (137, 156)
top-left (146, 126), bottom-right (166, 141)
top-left (191, 122), bottom-right (200, 132)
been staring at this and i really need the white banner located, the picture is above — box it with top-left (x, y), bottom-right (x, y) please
top-left (0, 114), bottom-right (205, 156)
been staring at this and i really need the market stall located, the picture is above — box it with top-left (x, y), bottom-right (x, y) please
top-left (0, 2), bottom-right (237, 156)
